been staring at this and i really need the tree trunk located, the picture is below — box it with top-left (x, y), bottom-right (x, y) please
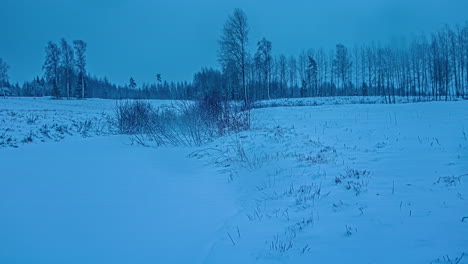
top-left (82, 74), bottom-right (85, 99)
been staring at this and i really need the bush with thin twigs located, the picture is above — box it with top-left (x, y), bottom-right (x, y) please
top-left (115, 100), bottom-right (154, 134)
top-left (115, 94), bottom-right (251, 146)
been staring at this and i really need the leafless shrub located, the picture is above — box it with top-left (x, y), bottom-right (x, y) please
top-left (115, 95), bottom-right (251, 146)
top-left (193, 92), bottom-right (251, 135)
top-left (115, 100), bottom-right (154, 134)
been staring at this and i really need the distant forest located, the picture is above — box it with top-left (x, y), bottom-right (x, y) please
top-left (1, 9), bottom-right (468, 102)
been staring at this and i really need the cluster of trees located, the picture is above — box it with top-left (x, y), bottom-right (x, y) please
top-left (42, 39), bottom-right (87, 99)
top-left (3, 39), bottom-right (88, 98)
top-left (206, 9), bottom-right (468, 103)
top-left (2, 9), bottom-right (468, 102)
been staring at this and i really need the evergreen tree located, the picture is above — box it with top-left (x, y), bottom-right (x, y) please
top-left (0, 58), bottom-right (9, 87)
top-left (306, 56), bottom-right (318, 97)
top-left (129, 77), bottom-right (137, 89)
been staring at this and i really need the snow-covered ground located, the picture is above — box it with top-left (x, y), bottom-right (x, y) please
top-left (0, 97), bottom-right (467, 263)
top-left (201, 101), bottom-right (468, 263)
top-left (0, 136), bottom-right (239, 264)
top-left (0, 97), bottom-right (172, 148)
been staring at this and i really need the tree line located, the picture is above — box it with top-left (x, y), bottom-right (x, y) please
top-left (1, 9), bottom-right (467, 102)
top-left (210, 9), bottom-right (468, 103)
top-left (1, 38), bottom-right (194, 99)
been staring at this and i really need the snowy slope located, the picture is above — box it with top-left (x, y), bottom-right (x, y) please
top-left (0, 97), bottom-right (467, 264)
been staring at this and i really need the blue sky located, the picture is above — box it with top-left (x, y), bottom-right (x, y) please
top-left (1, 0), bottom-right (467, 85)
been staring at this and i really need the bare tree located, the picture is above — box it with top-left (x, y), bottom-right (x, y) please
top-left (43, 41), bottom-right (61, 98)
top-left (288, 56), bottom-right (297, 97)
top-left (333, 44), bottom-right (352, 95)
top-left (352, 45), bottom-right (360, 95)
top-left (74, 40), bottom-right (87, 99)
top-left (218, 8), bottom-right (249, 103)
top-left (254, 37), bottom-right (272, 100)
top-left (298, 51), bottom-right (308, 97)
top-left (278, 54), bottom-right (288, 98)
top-left (60, 39), bottom-right (74, 99)
top-left (315, 48), bottom-right (327, 96)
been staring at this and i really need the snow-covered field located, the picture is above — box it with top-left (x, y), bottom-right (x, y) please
top-left (0, 97), bottom-right (467, 263)
top-left (0, 97), bottom-right (173, 147)
top-left (251, 96), bottom-right (446, 109)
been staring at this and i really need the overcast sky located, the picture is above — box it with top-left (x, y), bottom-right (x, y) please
top-left (1, 0), bottom-right (467, 85)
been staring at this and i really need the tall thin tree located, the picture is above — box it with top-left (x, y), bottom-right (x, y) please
top-left (74, 40), bottom-right (87, 99)
top-left (60, 39), bottom-right (74, 99)
top-left (218, 8), bottom-right (249, 103)
top-left (255, 37), bottom-right (273, 100)
top-left (43, 42), bottom-right (61, 98)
